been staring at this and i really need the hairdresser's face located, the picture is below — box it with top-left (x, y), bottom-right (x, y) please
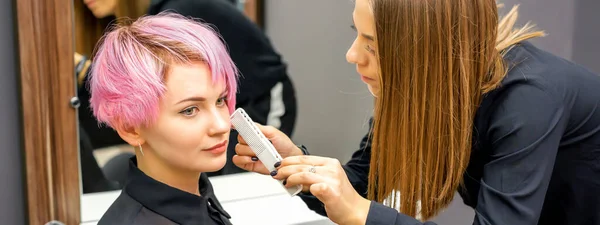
top-left (140, 63), bottom-right (231, 173)
top-left (347, 0), bottom-right (379, 96)
top-left (83, 0), bottom-right (117, 18)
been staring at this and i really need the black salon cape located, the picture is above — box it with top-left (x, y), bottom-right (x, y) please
top-left (98, 158), bottom-right (232, 225)
top-left (299, 41), bottom-right (600, 225)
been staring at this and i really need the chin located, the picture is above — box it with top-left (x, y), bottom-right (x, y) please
top-left (90, 10), bottom-right (111, 19)
top-left (367, 85), bottom-right (380, 97)
top-left (196, 152), bottom-right (228, 172)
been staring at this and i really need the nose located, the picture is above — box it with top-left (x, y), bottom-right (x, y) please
top-left (208, 109), bottom-right (230, 136)
top-left (346, 39), bottom-right (366, 66)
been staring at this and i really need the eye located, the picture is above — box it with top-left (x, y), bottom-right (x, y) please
top-left (365, 44), bottom-right (375, 54)
top-left (216, 96), bottom-right (228, 107)
top-left (179, 106), bottom-right (199, 117)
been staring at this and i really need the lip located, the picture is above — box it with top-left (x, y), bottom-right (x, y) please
top-left (204, 140), bottom-right (227, 154)
top-left (360, 75), bottom-right (376, 83)
top-left (84, 0), bottom-right (95, 7)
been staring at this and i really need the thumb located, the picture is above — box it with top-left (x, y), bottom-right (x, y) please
top-left (310, 183), bottom-right (339, 206)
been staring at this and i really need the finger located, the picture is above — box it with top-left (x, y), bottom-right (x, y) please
top-left (310, 183), bottom-right (339, 206)
top-left (284, 171), bottom-right (327, 188)
top-left (235, 143), bottom-right (256, 157)
top-left (232, 155), bottom-right (262, 172)
top-left (280, 155), bottom-right (332, 167)
top-left (237, 133), bottom-right (247, 145)
top-left (232, 155), bottom-right (258, 165)
top-left (231, 155), bottom-right (255, 171)
top-left (272, 164), bottom-right (311, 180)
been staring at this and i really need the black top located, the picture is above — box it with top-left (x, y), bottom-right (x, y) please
top-left (98, 158), bottom-right (232, 225)
top-left (300, 41), bottom-right (600, 225)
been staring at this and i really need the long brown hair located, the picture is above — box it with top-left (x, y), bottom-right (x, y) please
top-left (74, 0), bottom-right (113, 57)
top-left (367, 0), bottom-right (544, 220)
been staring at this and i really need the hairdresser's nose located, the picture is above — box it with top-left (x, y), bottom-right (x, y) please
top-left (346, 39), bottom-right (366, 66)
top-left (208, 109), bottom-right (230, 136)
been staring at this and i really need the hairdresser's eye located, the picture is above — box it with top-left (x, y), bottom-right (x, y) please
top-left (365, 45), bottom-right (375, 54)
top-left (180, 106), bottom-right (199, 117)
top-left (216, 96), bottom-right (228, 107)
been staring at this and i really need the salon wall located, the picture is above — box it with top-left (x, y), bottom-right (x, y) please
top-left (572, 0), bottom-right (600, 74)
top-left (0, 0), bottom-right (26, 224)
top-left (501, 0), bottom-right (576, 60)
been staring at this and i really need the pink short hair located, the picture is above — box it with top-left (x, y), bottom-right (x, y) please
top-left (88, 13), bottom-right (238, 131)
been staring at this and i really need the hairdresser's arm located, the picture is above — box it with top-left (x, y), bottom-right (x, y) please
top-left (359, 83), bottom-right (568, 225)
top-left (298, 118), bottom-right (373, 217)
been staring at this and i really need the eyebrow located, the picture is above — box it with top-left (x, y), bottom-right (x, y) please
top-left (350, 24), bottom-right (375, 41)
top-left (176, 90), bottom-right (228, 105)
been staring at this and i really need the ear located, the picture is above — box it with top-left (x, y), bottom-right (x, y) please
top-left (114, 124), bottom-right (145, 147)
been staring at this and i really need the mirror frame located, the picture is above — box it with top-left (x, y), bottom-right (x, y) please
top-left (15, 0), bottom-right (81, 224)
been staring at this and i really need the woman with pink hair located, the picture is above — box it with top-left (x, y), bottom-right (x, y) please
top-left (90, 13), bottom-right (237, 225)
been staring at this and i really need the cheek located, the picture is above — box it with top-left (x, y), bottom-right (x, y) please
top-left (94, 0), bottom-right (117, 15)
top-left (102, 0), bottom-right (118, 8)
top-left (220, 106), bottom-right (231, 123)
top-left (146, 116), bottom-right (204, 151)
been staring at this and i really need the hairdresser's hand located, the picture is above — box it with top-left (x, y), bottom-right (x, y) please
top-left (272, 156), bottom-right (371, 225)
top-left (232, 123), bottom-right (304, 175)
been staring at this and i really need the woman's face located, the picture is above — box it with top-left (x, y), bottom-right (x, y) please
top-left (139, 62), bottom-right (231, 173)
top-left (83, 0), bottom-right (117, 18)
top-left (347, 0), bottom-right (380, 96)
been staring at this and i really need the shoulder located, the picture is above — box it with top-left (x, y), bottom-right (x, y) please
top-left (474, 43), bottom-right (569, 146)
top-left (497, 41), bottom-right (597, 100)
top-left (98, 192), bottom-right (178, 225)
top-left (153, 0), bottom-right (241, 20)
top-left (152, 0), bottom-right (262, 41)
top-left (98, 192), bottom-right (142, 225)
top-left (478, 42), bottom-right (576, 121)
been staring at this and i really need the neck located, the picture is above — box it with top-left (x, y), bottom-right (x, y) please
top-left (136, 150), bottom-right (201, 196)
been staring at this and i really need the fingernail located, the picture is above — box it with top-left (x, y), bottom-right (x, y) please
top-left (283, 179), bottom-right (287, 185)
top-left (251, 157), bottom-right (259, 161)
top-left (274, 161), bottom-right (281, 168)
top-left (270, 170), bottom-right (278, 176)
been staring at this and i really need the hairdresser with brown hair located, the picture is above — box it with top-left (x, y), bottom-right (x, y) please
top-left (233, 0), bottom-right (600, 224)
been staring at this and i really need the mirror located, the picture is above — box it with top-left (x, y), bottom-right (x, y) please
top-left (71, 1), bottom-right (306, 223)
top-left (73, 0), bottom-right (268, 195)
